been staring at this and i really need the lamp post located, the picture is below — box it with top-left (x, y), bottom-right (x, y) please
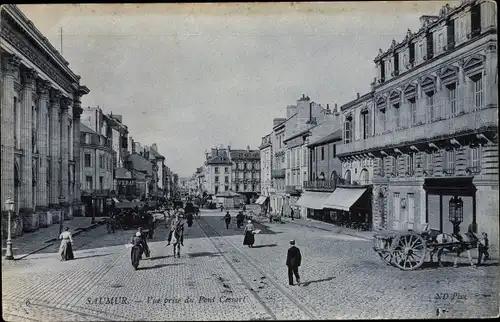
top-left (59, 195), bottom-right (65, 235)
top-left (4, 197), bottom-right (15, 260)
top-left (449, 196), bottom-right (464, 235)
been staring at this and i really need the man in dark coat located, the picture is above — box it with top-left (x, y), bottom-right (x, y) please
top-left (286, 240), bottom-right (301, 286)
top-left (136, 227), bottom-right (150, 258)
top-left (290, 207), bottom-right (295, 221)
top-left (224, 211), bottom-right (231, 229)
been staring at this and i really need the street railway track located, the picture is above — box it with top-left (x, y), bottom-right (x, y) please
top-left (196, 216), bottom-right (321, 320)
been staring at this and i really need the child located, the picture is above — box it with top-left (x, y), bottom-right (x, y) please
top-left (477, 232), bottom-right (490, 265)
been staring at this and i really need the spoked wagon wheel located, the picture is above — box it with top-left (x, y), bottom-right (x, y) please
top-left (391, 233), bottom-right (427, 271)
top-left (373, 235), bottom-right (393, 265)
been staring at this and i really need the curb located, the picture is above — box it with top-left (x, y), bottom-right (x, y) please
top-left (285, 219), bottom-right (374, 241)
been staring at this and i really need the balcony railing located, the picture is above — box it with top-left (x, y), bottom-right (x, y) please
top-left (303, 180), bottom-right (336, 191)
top-left (338, 101), bottom-right (495, 157)
top-left (271, 169), bottom-right (286, 178)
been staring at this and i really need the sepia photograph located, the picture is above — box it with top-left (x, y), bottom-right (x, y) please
top-left (1, 1), bottom-right (498, 320)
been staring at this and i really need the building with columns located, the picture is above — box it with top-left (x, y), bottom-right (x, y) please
top-left (1, 5), bottom-right (89, 236)
top-left (337, 0), bottom-right (498, 246)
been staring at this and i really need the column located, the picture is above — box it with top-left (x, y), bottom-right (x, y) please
top-left (73, 98), bottom-right (82, 213)
top-left (60, 97), bottom-right (70, 204)
top-left (1, 54), bottom-right (20, 209)
top-left (49, 89), bottom-right (61, 206)
top-left (36, 80), bottom-right (50, 208)
top-left (20, 68), bottom-right (37, 210)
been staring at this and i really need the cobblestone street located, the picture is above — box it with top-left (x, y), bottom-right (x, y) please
top-left (2, 209), bottom-right (499, 320)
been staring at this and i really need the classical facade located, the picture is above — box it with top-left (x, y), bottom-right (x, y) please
top-left (259, 133), bottom-right (272, 196)
top-left (1, 5), bottom-right (89, 235)
top-left (229, 146), bottom-right (260, 203)
top-left (337, 0), bottom-right (498, 244)
top-left (269, 118), bottom-right (288, 215)
top-left (204, 148), bottom-right (232, 196)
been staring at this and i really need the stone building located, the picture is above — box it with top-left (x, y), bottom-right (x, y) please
top-left (229, 146), bottom-right (261, 204)
top-left (204, 148), bottom-right (232, 196)
top-left (257, 133), bottom-right (272, 210)
top-left (1, 5), bottom-right (89, 236)
top-left (269, 117), bottom-right (289, 215)
top-left (337, 0), bottom-right (498, 245)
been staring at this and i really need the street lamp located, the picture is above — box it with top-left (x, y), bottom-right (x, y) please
top-left (449, 196), bottom-right (463, 235)
top-left (4, 197), bottom-right (15, 260)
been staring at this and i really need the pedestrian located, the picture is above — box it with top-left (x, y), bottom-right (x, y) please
top-left (137, 227), bottom-right (150, 258)
top-left (236, 211), bottom-right (244, 228)
top-left (59, 227), bottom-right (74, 261)
top-left (224, 211), bottom-right (231, 229)
top-left (220, 204), bottom-right (224, 212)
top-left (286, 240), bottom-right (302, 286)
top-left (477, 232), bottom-right (490, 265)
top-left (243, 204), bottom-right (246, 212)
top-left (290, 207), bottom-right (294, 221)
top-left (167, 213), bottom-right (181, 246)
top-left (130, 231), bottom-right (143, 270)
top-left (243, 220), bottom-right (255, 247)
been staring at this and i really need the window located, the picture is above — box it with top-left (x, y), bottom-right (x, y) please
top-left (469, 146), bottom-right (481, 172)
top-left (445, 149), bottom-right (456, 175)
top-left (244, 184), bottom-right (247, 191)
top-left (470, 4), bottom-right (481, 37)
top-left (408, 98), bottom-right (417, 125)
top-left (85, 176), bottom-right (93, 190)
top-left (362, 111), bottom-right (370, 139)
top-left (85, 134), bottom-right (91, 144)
top-left (393, 103), bottom-right (400, 128)
top-left (473, 75), bottom-right (483, 110)
top-left (215, 186), bottom-right (219, 194)
top-left (426, 92), bottom-right (435, 122)
top-left (244, 162), bottom-right (247, 170)
top-left (406, 153), bottom-right (415, 175)
top-left (447, 83), bottom-right (457, 116)
top-left (224, 167), bottom-right (229, 174)
top-left (379, 158), bottom-right (385, 177)
top-left (419, 43), bottom-right (425, 61)
top-left (447, 19), bottom-right (455, 49)
top-left (344, 116), bottom-right (353, 143)
top-left (99, 176), bottom-right (104, 189)
top-left (321, 147), bottom-right (325, 161)
top-left (426, 32), bottom-right (433, 59)
top-left (391, 156), bottom-right (398, 176)
top-left (394, 53), bottom-right (399, 75)
top-left (381, 109), bottom-right (387, 132)
top-left (303, 148), bottom-right (307, 166)
top-left (224, 185), bottom-right (229, 191)
top-left (387, 60), bottom-right (392, 77)
top-left (409, 42), bottom-right (415, 65)
top-left (84, 153), bottom-right (91, 167)
top-left (99, 155), bottom-right (104, 168)
top-left (235, 185), bottom-right (239, 192)
top-left (215, 167), bottom-right (219, 174)
top-left (215, 176), bottom-right (219, 183)
top-left (380, 60), bottom-right (385, 81)
top-left (225, 176), bottom-right (229, 183)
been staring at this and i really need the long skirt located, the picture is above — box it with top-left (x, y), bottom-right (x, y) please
top-left (131, 246), bottom-right (143, 269)
top-left (59, 240), bottom-right (74, 261)
top-left (243, 231), bottom-right (255, 246)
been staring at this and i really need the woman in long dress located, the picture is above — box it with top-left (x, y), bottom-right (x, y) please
top-left (243, 220), bottom-right (255, 248)
top-left (59, 227), bottom-right (74, 261)
top-left (130, 231), bottom-right (143, 269)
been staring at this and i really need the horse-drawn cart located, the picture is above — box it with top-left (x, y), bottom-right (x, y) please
top-left (372, 226), bottom-right (478, 270)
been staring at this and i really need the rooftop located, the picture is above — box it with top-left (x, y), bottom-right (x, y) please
top-left (308, 129), bottom-right (342, 147)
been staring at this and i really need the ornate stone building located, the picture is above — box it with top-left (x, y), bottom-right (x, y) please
top-left (337, 0), bottom-right (498, 246)
top-left (229, 146), bottom-right (261, 204)
top-left (1, 5), bottom-right (89, 235)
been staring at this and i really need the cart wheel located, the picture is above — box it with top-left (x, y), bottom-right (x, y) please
top-left (391, 233), bottom-right (427, 271)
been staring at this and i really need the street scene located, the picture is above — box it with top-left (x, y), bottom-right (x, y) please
top-left (1, 1), bottom-right (499, 321)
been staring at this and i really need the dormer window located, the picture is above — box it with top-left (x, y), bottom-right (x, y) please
top-left (426, 31), bottom-right (434, 59)
top-left (409, 42), bottom-right (415, 66)
top-left (393, 53), bottom-right (399, 76)
top-left (446, 19), bottom-right (455, 50)
top-left (380, 61), bottom-right (386, 82)
top-left (470, 3), bottom-right (481, 38)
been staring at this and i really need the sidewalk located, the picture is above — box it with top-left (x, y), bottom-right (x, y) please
top-left (1, 216), bottom-right (107, 260)
top-left (280, 216), bottom-right (376, 240)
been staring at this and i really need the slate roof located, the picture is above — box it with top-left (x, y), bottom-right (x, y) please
top-left (127, 153), bottom-right (153, 176)
top-left (80, 123), bottom-right (98, 134)
top-left (308, 129), bottom-right (342, 147)
top-left (229, 150), bottom-right (260, 160)
top-left (206, 155), bottom-right (232, 165)
top-left (115, 167), bottom-right (133, 179)
top-left (149, 147), bottom-right (165, 159)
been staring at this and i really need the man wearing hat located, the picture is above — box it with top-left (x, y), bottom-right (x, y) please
top-left (286, 240), bottom-right (302, 286)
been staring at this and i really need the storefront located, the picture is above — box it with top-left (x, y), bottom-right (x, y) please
top-left (255, 195), bottom-right (270, 214)
top-left (321, 186), bottom-right (372, 230)
top-left (296, 191), bottom-right (332, 220)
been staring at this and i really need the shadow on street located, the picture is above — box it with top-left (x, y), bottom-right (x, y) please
top-left (138, 263), bottom-right (183, 270)
top-left (300, 276), bottom-right (336, 287)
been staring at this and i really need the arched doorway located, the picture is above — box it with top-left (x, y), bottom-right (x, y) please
top-left (330, 171), bottom-right (337, 181)
top-left (344, 170), bottom-right (352, 184)
top-left (359, 168), bottom-right (369, 185)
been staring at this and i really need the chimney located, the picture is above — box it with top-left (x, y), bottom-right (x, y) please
top-left (309, 101), bottom-right (313, 123)
top-left (357, 92), bottom-right (360, 99)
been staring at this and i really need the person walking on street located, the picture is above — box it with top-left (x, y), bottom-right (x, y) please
top-left (477, 232), bottom-right (490, 265)
top-left (290, 207), bottom-right (294, 221)
top-left (286, 240), bottom-right (302, 286)
top-left (224, 211), bottom-right (231, 229)
top-left (59, 227), bottom-right (74, 261)
top-left (220, 204), bottom-right (224, 212)
top-left (243, 220), bottom-right (255, 247)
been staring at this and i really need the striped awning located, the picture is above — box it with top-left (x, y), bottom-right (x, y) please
top-left (322, 188), bottom-right (367, 211)
top-left (255, 196), bottom-right (268, 205)
top-left (296, 192), bottom-right (331, 210)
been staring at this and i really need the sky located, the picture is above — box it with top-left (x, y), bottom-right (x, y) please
top-left (18, 2), bottom-right (458, 177)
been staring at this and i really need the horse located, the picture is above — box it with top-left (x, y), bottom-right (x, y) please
top-left (429, 231), bottom-right (478, 268)
top-left (171, 222), bottom-right (184, 258)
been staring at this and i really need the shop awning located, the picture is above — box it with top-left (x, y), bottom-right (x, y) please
top-left (322, 188), bottom-right (367, 211)
top-left (112, 198), bottom-right (120, 203)
top-left (296, 192), bottom-right (331, 210)
top-left (255, 196), bottom-right (268, 205)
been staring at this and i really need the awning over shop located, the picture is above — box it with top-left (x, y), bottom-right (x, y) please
top-left (112, 198), bottom-right (120, 203)
top-left (255, 196), bottom-right (268, 205)
top-left (296, 192), bottom-right (331, 210)
top-left (322, 188), bottom-right (367, 211)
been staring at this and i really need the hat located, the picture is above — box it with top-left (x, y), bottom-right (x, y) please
top-left (290, 240), bottom-right (295, 245)
top-left (247, 220), bottom-right (252, 223)
top-left (136, 232), bottom-right (141, 237)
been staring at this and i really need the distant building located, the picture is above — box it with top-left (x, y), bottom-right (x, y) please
top-left (204, 148), bottom-right (232, 196)
top-left (229, 146), bottom-right (261, 204)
